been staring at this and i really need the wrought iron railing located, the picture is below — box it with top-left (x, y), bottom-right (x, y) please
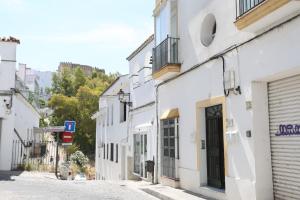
top-left (236, 0), bottom-right (266, 18)
top-left (152, 36), bottom-right (180, 74)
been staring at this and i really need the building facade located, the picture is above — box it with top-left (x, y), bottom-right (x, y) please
top-left (94, 75), bottom-right (130, 180)
top-left (152, 0), bottom-right (300, 199)
top-left (0, 37), bottom-right (40, 171)
top-left (127, 35), bottom-right (157, 182)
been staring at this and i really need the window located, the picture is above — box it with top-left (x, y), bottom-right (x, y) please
top-left (201, 14), bottom-right (217, 47)
top-left (116, 144), bottom-right (118, 163)
top-left (111, 104), bottom-right (114, 125)
top-left (110, 143), bottom-right (114, 161)
top-left (133, 134), bottom-right (141, 174)
top-left (120, 102), bottom-right (127, 123)
top-left (161, 118), bottom-right (179, 179)
top-left (107, 144), bottom-right (109, 159)
top-left (107, 107), bottom-right (109, 126)
top-left (103, 144), bottom-right (106, 159)
top-left (144, 135), bottom-right (147, 153)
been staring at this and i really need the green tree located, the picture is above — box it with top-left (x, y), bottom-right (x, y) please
top-left (48, 68), bottom-right (118, 158)
top-left (73, 67), bottom-right (86, 93)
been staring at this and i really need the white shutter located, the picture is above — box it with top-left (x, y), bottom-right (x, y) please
top-left (268, 74), bottom-right (300, 200)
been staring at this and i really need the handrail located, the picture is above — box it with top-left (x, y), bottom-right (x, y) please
top-left (152, 36), bottom-right (180, 73)
top-left (14, 128), bottom-right (31, 147)
top-left (236, 0), bottom-right (266, 19)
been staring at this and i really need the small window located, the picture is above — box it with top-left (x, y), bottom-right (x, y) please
top-left (201, 14), bottom-right (217, 47)
top-left (107, 144), bottom-right (109, 159)
top-left (116, 144), bottom-right (118, 163)
top-left (111, 104), bottom-right (114, 126)
top-left (120, 102), bottom-right (127, 123)
top-left (110, 143), bottom-right (114, 161)
top-left (107, 107), bottom-right (109, 126)
top-left (103, 144), bottom-right (106, 159)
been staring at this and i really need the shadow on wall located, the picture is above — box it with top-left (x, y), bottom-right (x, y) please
top-left (0, 170), bottom-right (23, 181)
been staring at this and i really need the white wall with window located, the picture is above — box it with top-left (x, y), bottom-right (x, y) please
top-left (94, 75), bottom-right (129, 180)
top-left (155, 0), bottom-right (300, 199)
top-left (127, 35), bottom-right (157, 182)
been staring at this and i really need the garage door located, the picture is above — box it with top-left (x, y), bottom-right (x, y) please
top-left (268, 74), bottom-right (300, 199)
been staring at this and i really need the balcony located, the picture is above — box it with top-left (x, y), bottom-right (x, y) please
top-left (235, 0), bottom-right (300, 32)
top-left (152, 36), bottom-right (181, 80)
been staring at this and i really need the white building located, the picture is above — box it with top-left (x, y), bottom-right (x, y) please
top-left (17, 63), bottom-right (40, 95)
top-left (127, 35), bottom-right (157, 181)
top-left (152, 0), bottom-right (300, 200)
top-left (0, 37), bottom-right (40, 171)
top-left (94, 75), bottom-right (130, 180)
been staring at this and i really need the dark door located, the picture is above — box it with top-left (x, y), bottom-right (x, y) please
top-left (205, 104), bottom-right (225, 189)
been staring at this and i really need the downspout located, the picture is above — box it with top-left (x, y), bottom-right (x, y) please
top-left (155, 85), bottom-right (159, 184)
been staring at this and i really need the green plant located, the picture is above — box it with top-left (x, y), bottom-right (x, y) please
top-left (70, 151), bottom-right (89, 172)
top-left (25, 163), bottom-right (33, 171)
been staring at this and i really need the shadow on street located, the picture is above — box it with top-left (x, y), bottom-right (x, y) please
top-left (0, 171), bottom-right (23, 181)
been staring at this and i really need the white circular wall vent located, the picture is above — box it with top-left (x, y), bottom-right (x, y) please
top-left (201, 14), bottom-right (217, 47)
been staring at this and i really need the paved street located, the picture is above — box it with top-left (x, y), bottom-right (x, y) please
top-left (0, 172), bottom-right (158, 200)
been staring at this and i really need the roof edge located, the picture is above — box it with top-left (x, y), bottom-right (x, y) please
top-left (126, 34), bottom-right (154, 61)
top-left (99, 74), bottom-right (129, 97)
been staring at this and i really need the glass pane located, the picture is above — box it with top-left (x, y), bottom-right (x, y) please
top-left (164, 128), bottom-right (169, 137)
top-left (164, 148), bottom-right (169, 156)
top-left (169, 127), bottom-right (175, 136)
top-left (170, 149), bottom-right (175, 158)
top-left (141, 135), bottom-right (143, 154)
top-left (163, 120), bottom-right (169, 126)
top-left (144, 135), bottom-right (147, 153)
top-left (164, 138), bottom-right (169, 147)
top-left (170, 138), bottom-right (175, 147)
top-left (169, 119), bottom-right (175, 125)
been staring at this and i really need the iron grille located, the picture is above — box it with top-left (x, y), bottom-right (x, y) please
top-left (236, 0), bottom-right (266, 18)
top-left (152, 36), bottom-right (180, 74)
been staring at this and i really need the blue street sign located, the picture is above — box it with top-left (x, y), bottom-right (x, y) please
top-left (64, 121), bottom-right (76, 133)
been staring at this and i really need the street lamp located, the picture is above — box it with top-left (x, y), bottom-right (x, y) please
top-left (117, 89), bottom-right (132, 107)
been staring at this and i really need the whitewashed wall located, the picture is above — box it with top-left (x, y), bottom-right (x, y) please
top-left (96, 75), bottom-right (130, 180)
top-left (0, 41), bottom-right (18, 170)
top-left (127, 38), bottom-right (157, 180)
top-left (0, 41), bottom-right (40, 171)
top-left (155, 0), bottom-right (300, 199)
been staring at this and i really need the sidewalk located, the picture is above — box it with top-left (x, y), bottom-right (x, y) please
top-left (120, 180), bottom-right (215, 200)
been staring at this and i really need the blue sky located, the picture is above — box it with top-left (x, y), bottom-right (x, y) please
top-left (0, 0), bottom-right (154, 74)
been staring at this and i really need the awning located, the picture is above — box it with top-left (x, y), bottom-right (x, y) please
top-left (134, 123), bottom-right (152, 133)
top-left (160, 108), bottom-right (179, 120)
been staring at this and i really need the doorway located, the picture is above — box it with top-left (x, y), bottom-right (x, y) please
top-left (205, 104), bottom-right (225, 189)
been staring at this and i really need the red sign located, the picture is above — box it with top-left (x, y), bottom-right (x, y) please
top-left (61, 132), bottom-right (73, 143)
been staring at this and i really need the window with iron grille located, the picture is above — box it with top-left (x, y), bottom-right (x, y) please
top-left (103, 144), bottom-right (105, 159)
top-left (107, 144), bottom-right (109, 159)
top-left (116, 144), bottom-right (118, 163)
top-left (110, 143), bottom-right (114, 161)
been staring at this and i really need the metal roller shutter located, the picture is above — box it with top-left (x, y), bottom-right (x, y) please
top-left (268, 74), bottom-right (300, 200)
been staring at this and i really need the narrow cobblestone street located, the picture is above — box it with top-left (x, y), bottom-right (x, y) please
top-left (0, 172), bottom-right (158, 200)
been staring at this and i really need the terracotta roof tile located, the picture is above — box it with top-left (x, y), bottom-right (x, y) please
top-left (0, 36), bottom-right (20, 44)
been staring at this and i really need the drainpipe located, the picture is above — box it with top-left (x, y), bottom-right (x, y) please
top-left (154, 85), bottom-right (159, 184)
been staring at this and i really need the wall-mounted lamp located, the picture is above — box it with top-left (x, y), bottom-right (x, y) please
top-left (117, 89), bottom-right (132, 107)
